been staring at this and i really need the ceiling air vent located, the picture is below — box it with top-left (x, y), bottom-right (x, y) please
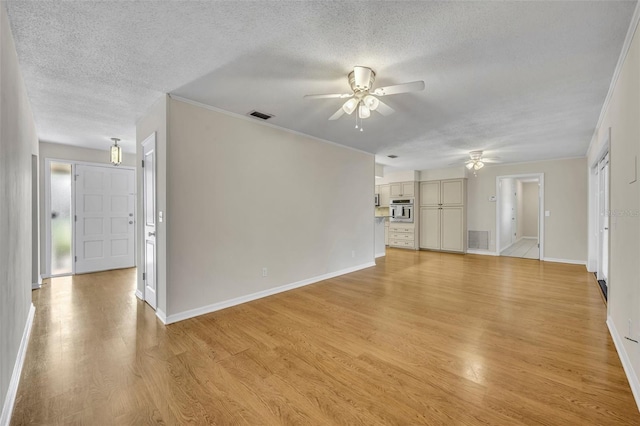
top-left (387, 154), bottom-right (398, 159)
top-left (248, 110), bottom-right (274, 120)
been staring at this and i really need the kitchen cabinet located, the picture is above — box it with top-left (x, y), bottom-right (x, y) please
top-left (390, 181), bottom-right (415, 198)
top-left (419, 179), bottom-right (466, 253)
top-left (420, 179), bottom-right (464, 206)
top-left (389, 223), bottom-right (417, 250)
top-left (379, 184), bottom-right (391, 207)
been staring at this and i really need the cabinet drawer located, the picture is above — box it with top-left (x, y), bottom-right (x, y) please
top-left (390, 232), bottom-right (413, 240)
top-left (389, 226), bottom-right (414, 233)
top-left (390, 239), bottom-right (414, 248)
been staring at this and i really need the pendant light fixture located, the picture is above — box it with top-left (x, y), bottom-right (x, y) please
top-left (110, 138), bottom-right (122, 166)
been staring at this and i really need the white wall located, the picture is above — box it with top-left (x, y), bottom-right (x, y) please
top-left (467, 158), bottom-right (587, 261)
top-left (419, 166), bottom-right (466, 181)
top-left (163, 98), bottom-right (374, 318)
top-left (38, 141), bottom-right (136, 275)
top-left (522, 182), bottom-right (539, 238)
top-left (376, 169), bottom-right (418, 184)
top-left (587, 8), bottom-right (640, 404)
top-left (0, 4), bottom-right (38, 422)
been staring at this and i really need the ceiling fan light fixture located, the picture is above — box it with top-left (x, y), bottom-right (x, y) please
top-left (474, 161), bottom-right (485, 170)
top-left (465, 162), bottom-right (474, 170)
top-left (342, 98), bottom-right (358, 115)
top-left (363, 95), bottom-right (379, 111)
top-left (358, 103), bottom-right (370, 119)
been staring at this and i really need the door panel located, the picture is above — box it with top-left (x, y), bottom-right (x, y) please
top-left (75, 165), bottom-right (135, 273)
top-left (420, 207), bottom-right (440, 249)
top-left (420, 181), bottom-right (440, 206)
top-left (441, 207), bottom-right (464, 251)
top-left (441, 180), bottom-right (463, 205)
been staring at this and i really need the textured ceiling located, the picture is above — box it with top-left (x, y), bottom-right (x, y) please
top-left (5, 1), bottom-right (636, 172)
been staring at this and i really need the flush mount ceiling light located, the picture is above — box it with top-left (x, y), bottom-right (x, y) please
top-left (110, 138), bottom-right (122, 166)
top-left (304, 66), bottom-right (425, 131)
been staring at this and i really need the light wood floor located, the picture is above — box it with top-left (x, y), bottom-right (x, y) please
top-left (11, 249), bottom-right (640, 425)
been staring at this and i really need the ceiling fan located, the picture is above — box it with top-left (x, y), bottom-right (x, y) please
top-left (304, 66), bottom-right (425, 128)
top-left (453, 151), bottom-right (501, 176)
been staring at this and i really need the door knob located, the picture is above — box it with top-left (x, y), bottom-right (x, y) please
top-left (148, 232), bottom-right (156, 237)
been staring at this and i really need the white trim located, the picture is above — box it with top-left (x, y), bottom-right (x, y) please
top-left (31, 282), bottom-right (40, 290)
top-left (466, 249), bottom-right (498, 256)
top-left (521, 236), bottom-right (537, 240)
top-left (169, 95), bottom-right (373, 158)
top-left (0, 304), bottom-right (35, 426)
top-left (135, 289), bottom-right (144, 300)
top-left (607, 317), bottom-right (640, 411)
top-left (542, 257), bottom-right (587, 266)
top-left (162, 262), bottom-right (376, 325)
top-left (375, 252), bottom-right (386, 258)
top-left (156, 309), bottom-right (167, 324)
top-left (587, 2), bottom-right (640, 157)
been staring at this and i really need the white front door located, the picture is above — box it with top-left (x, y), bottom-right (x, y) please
top-left (142, 134), bottom-right (157, 309)
top-left (75, 165), bottom-right (135, 274)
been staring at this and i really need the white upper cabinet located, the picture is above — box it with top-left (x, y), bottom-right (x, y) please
top-left (390, 181), bottom-right (415, 198)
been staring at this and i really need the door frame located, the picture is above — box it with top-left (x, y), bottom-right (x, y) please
top-left (495, 173), bottom-right (545, 258)
top-left (43, 157), bottom-right (136, 278)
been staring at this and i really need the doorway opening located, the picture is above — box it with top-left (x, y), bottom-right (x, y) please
top-left (496, 174), bottom-right (544, 260)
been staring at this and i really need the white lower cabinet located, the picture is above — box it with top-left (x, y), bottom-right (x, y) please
top-left (419, 206), bottom-right (465, 252)
top-left (389, 223), bottom-right (417, 250)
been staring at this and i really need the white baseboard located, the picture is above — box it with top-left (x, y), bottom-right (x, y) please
top-left (375, 252), bottom-right (386, 258)
top-left (466, 249), bottom-right (498, 256)
top-left (156, 309), bottom-right (167, 324)
top-left (522, 236), bottom-right (538, 240)
top-left (163, 261), bottom-right (376, 325)
top-left (607, 317), bottom-right (640, 411)
top-left (1, 303), bottom-right (35, 426)
top-left (587, 259), bottom-right (597, 273)
top-left (31, 282), bottom-right (40, 290)
top-left (542, 257), bottom-right (587, 266)
top-left (135, 289), bottom-right (143, 300)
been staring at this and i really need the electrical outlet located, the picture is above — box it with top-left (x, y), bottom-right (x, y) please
top-left (351, 250), bottom-right (355, 258)
top-left (262, 267), bottom-right (267, 277)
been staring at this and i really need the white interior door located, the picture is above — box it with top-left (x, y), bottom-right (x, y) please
top-left (142, 134), bottom-right (157, 309)
top-left (511, 188), bottom-right (517, 245)
top-left (598, 154), bottom-right (609, 283)
top-left (75, 165), bottom-right (135, 274)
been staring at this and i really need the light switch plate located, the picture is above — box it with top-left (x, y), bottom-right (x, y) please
top-left (159, 211), bottom-right (164, 222)
top-left (545, 210), bottom-right (550, 217)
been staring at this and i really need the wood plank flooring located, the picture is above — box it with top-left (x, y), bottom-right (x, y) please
top-left (11, 249), bottom-right (640, 425)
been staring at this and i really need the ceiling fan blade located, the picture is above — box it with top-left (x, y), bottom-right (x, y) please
top-left (328, 107), bottom-right (345, 121)
top-left (304, 93), bottom-right (353, 100)
top-left (375, 99), bottom-right (395, 116)
top-left (373, 81), bottom-right (425, 96)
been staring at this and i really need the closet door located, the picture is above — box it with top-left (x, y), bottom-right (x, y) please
top-left (420, 207), bottom-right (441, 250)
top-left (441, 207), bottom-right (464, 252)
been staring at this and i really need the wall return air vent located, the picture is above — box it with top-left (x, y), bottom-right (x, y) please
top-left (247, 110), bottom-right (274, 120)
